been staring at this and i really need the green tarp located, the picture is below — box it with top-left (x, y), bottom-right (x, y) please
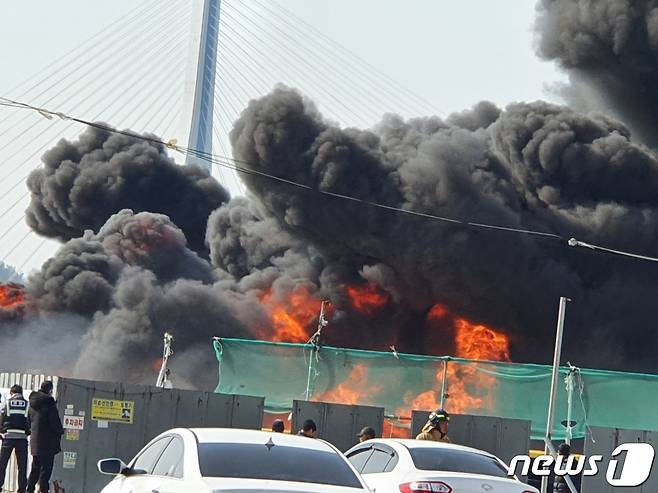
top-left (213, 338), bottom-right (658, 440)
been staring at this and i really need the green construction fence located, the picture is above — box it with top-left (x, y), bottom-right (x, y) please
top-left (213, 337), bottom-right (658, 440)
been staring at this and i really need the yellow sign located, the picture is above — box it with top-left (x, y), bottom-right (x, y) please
top-left (65, 429), bottom-right (80, 441)
top-left (91, 398), bottom-right (135, 424)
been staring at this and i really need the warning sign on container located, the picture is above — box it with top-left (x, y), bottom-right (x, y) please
top-left (65, 429), bottom-right (80, 441)
top-left (91, 398), bottom-right (134, 424)
top-left (63, 415), bottom-right (84, 430)
top-left (63, 452), bottom-right (77, 469)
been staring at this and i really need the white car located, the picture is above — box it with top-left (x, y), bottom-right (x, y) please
top-left (98, 428), bottom-right (369, 492)
top-left (345, 439), bottom-right (539, 493)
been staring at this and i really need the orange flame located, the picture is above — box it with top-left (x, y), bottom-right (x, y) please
top-left (404, 304), bottom-right (511, 416)
top-left (315, 364), bottom-right (381, 405)
top-left (254, 286), bottom-right (512, 420)
top-left (0, 283), bottom-right (26, 321)
top-left (382, 419), bottom-right (411, 438)
top-left (408, 389), bottom-right (440, 411)
top-left (259, 286), bottom-right (321, 343)
top-left (0, 283), bottom-right (25, 310)
top-left (446, 314), bottom-right (510, 413)
top-left (427, 304), bottom-right (449, 320)
top-left (152, 358), bottom-right (164, 372)
top-left (261, 412), bottom-right (291, 433)
top-left (345, 283), bottom-right (389, 315)
top-left (454, 318), bottom-right (511, 362)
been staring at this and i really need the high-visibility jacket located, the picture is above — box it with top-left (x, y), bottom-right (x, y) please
top-left (1, 394), bottom-right (30, 439)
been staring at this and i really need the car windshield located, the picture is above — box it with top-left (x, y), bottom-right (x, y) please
top-left (198, 442), bottom-right (363, 488)
top-left (409, 448), bottom-right (509, 478)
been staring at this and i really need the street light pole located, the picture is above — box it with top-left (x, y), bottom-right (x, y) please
top-left (439, 358), bottom-right (449, 408)
top-left (541, 297), bottom-right (570, 493)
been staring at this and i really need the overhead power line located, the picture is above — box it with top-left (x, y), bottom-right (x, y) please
top-left (567, 239), bottom-right (658, 263)
top-left (226, 0), bottom-right (431, 118)
top-left (2, 97), bottom-right (658, 264)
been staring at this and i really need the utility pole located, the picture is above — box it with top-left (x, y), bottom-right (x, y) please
top-left (541, 297), bottom-right (570, 493)
top-left (439, 358), bottom-right (449, 408)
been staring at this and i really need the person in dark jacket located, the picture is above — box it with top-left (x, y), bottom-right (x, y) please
top-left (271, 419), bottom-right (285, 433)
top-left (553, 443), bottom-right (571, 493)
top-left (297, 419), bottom-right (317, 438)
top-left (27, 381), bottom-right (63, 493)
top-left (357, 426), bottom-right (376, 442)
top-left (0, 384), bottom-right (30, 493)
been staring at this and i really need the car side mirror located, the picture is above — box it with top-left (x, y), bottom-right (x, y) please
top-left (97, 458), bottom-right (129, 476)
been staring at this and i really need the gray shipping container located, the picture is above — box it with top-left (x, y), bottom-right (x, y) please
top-left (411, 410), bottom-right (531, 467)
top-left (291, 400), bottom-right (384, 452)
top-left (580, 426), bottom-right (658, 493)
top-left (1, 374), bottom-right (264, 493)
top-left (51, 377), bottom-right (264, 493)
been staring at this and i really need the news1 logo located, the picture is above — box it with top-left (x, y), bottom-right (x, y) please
top-left (508, 443), bottom-right (656, 487)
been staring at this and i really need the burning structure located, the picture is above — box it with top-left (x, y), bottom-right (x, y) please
top-left (0, 283), bottom-right (26, 321)
top-left (2, 0), bottom-right (658, 411)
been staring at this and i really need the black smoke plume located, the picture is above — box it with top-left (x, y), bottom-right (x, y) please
top-left (228, 87), bottom-right (658, 371)
top-left (536, 0), bottom-right (658, 147)
top-left (26, 125), bottom-right (229, 254)
top-left (11, 89), bottom-right (658, 384)
top-left (6, 0), bottom-right (658, 387)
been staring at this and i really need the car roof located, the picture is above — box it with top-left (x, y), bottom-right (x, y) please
top-left (366, 439), bottom-right (498, 458)
top-left (185, 428), bottom-right (337, 452)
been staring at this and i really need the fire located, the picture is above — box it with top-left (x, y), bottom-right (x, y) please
top-left (0, 283), bottom-right (25, 310)
top-left (257, 282), bottom-right (389, 343)
top-left (261, 412), bottom-right (292, 433)
top-left (408, 390), bottom-right (440, 411)
top-left (255, 286), bottom-right (512, 420)
top-left (446, 314), bottom-right (510, 413)
top-left (404, 304), bottom-right (511, 416)
top-left (382, 419), bottom-right (411, 438)
top-left (454, 318), bottom-right (511, 362)
top-left (152, 358), bottom-right (164, 372)
top-left (259, 286), bottom-right (322, 343)
top-left (315, 364), bottom-right (381, 405)
top-left (0, 283), bottom-right (26, 321)
top-left (345, 283), bottom-right (389, 315)
top-left (427, 304), bottom-right (449, 320)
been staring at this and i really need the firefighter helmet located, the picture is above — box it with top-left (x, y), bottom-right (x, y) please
top-left (428, 408), bottom-right (450, 427)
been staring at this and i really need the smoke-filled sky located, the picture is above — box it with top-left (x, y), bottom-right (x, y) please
top-left (0, 0), bottom-right (568, 276)
top-left (4, 0), bottom-right (658, 390)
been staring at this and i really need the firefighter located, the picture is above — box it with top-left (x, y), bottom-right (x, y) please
top-left (0, 384), bottom-right (30, 493)
top-left (416, 408), bottom-right (451, 443)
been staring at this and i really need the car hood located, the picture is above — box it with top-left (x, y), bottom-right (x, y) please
top-left (204, 477), bottom-right (367, 493)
